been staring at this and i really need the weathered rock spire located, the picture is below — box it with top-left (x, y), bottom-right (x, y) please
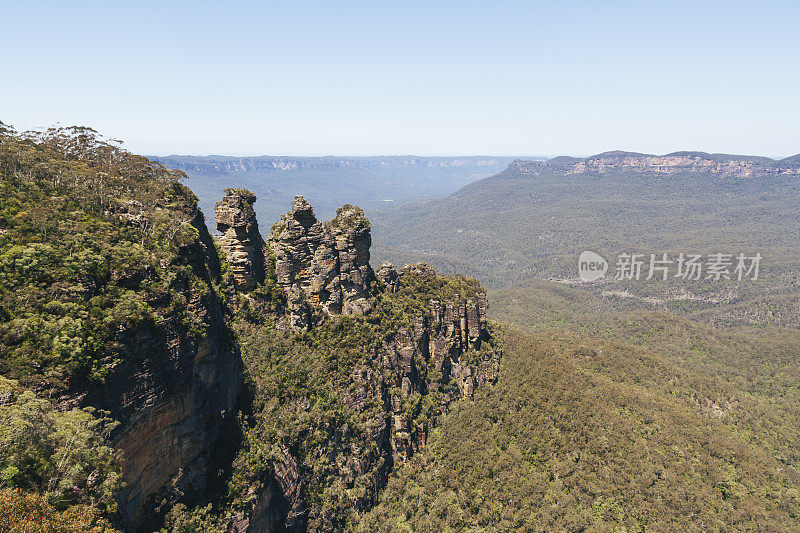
top-left (268, 195), bottom-right (375, 329)
top-left (214, 188), bottom-right (265, 291)
top-left (329, 202), bottom-right (375, 314)
top-left (210, 192), bottom-right (501, 523)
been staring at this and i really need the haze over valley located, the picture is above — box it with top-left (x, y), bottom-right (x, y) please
top-left (154, 155), bottom-right (521, 224)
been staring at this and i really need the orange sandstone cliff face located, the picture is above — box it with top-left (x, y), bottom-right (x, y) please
top-left (66, 211), bottom-right (242, 527)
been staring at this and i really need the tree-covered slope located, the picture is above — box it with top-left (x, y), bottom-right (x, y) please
top-left (371, 154), bottom-right (800, 290)
top-left (358, 325), bottom-right (800, 531)
top-left (0, 123), bottom-right (212, 390)
top-left (490, 283), bottom-right (800, 468)
top-left (0, 123), bottom-right (242, 528)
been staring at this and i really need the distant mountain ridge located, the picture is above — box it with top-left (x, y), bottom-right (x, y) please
top-left (151, 154), bottom-right (526, 227)
top-left (154, 154), bottom-right (514, 174)
top-left (509, 150), bottom-right (800, 177)
top-left (371, 148), bottom-right (800, 306)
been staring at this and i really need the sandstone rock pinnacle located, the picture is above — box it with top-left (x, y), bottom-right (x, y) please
top-left (376, 262), bottom-right (400, 293)
top-left (268, 195), bottom-right (375, 328)
top-left (214, 188), bottom-right (266, 291)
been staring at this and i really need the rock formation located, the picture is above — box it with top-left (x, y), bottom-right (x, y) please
top-left (267, 196), bottom-right (375, 329)
top-left (330, 203), bottom-right (374, 315)
top-left (375, 262), bottom-right (400, 293)
top-left (379, 263), bottom-right (498, 462)
top-left (384, 297), bottom-right (498, 461)
top-left (215, 189), bottom-right (266, 291)
top-left (213, 194), bottom-right (501, 529)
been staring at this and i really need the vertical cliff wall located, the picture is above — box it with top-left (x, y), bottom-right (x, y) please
top-left (75, 211), bottom-right (242, 528)
top-left (377, 263), bottom-right (499, 462)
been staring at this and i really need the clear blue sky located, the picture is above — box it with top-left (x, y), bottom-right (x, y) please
top-left (2, 0), bottom-right (798, 157)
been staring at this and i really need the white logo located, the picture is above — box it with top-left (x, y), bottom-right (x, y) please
top-left (578, 251), bottom-right (608, 282)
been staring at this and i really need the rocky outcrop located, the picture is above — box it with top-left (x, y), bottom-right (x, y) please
top-left (379, 263), bottom-right (499, 463)
top-left (215, 189), bottom-right (266, 291)
top-left (375, 262), bottom-right (400, 293)
top-left (211, 195), bottom-right (501, 530)
top-left (330, 203), bottom-right (374, 315)
top-left (382, 304), bottom-right (499, 462)
top-left (267, 196), bottom-right (375, 329)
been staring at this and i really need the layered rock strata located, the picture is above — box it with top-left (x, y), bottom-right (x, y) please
top-left (71, 211), bottom-right (242, 527)
top-left (509, 150), bottom-right (800, 178)
top-left (379, 263), bottom-right (499, 462)
top-left (267, 196), bottom-right (375, 329)
top-left (215, 189), bottom-right (266, 291)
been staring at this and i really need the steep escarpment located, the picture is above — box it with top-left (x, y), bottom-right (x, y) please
top-left (0, 124), bottom-right (501, 532)
top-left (0, 126), bottom-right (242, 528)
top-left (375, 263), bottom-right (499, 462)
top-left (508, 150), bottom-right (800, 177)
top-left (92, 210), bottom-right (241, 527)
top-left (156, 155), bottom-right (514, 175)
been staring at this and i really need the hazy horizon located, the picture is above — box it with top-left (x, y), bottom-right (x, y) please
top-left (147, 150), bottom-right (798, 160)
